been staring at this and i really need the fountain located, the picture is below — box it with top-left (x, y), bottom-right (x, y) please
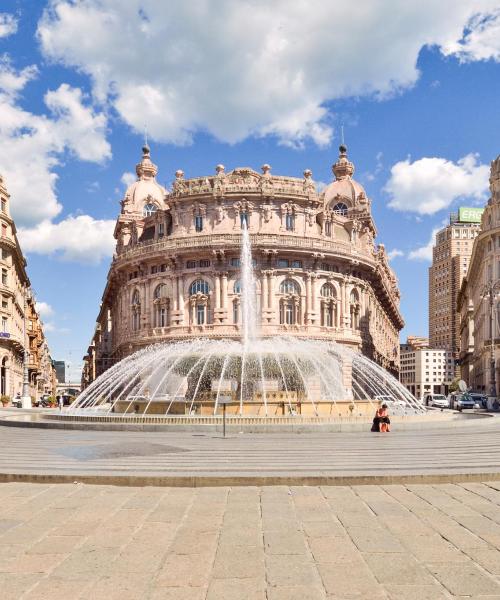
top-left (70, 225), bottom-right (423, 419)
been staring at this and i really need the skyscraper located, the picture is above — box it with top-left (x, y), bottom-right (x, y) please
top-left (429, 208), bottom-right (483, 358)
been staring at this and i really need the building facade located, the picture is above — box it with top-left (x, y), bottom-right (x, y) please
top-left (0, 174), bottom-right (55, 402)
top-left (458, 155), bottom-right (500, 393)
top-left (400, 336), bottom-right (454, 399)
top-left (429, 210), bottom-right (482, 359)
top-left (83, 145), bottom-right (404, 387)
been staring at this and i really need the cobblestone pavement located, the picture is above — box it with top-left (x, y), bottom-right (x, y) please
top-left (1, 423), bottom-right (500, 480)
top-left (2, 483), bottom-right (500, 598)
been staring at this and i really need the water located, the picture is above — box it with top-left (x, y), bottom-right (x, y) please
top-left (71, 230), bottom-right (423, 417)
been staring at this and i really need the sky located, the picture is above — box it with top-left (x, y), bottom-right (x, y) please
top-left (0, 1), bottom-right (499, 379)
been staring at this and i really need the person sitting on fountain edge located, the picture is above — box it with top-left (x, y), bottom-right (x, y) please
top-left (371, 403), bottom-right (391, 433)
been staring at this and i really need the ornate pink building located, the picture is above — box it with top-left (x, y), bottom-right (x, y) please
top-left (82, 145), bottom-right (403, 386)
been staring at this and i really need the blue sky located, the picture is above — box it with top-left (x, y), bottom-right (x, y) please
top-left (0, 1), bottom-right (499, 378)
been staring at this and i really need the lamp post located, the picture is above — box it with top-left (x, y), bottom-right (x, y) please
top-left (20, 286), bottom-right (31, 409)
top-left (481, 280), bottom-right (500, 399)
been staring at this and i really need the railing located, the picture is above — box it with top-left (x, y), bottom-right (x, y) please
top-left (116, 233), bottom-right (374, 264)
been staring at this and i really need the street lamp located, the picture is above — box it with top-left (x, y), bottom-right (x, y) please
top-left (20, 285), bottom-right (32, 409)
top-left (481, 279), bottom-right (500, 399)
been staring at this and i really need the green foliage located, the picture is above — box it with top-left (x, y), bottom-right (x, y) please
top-left (449, 379), bottom-right (460, 392)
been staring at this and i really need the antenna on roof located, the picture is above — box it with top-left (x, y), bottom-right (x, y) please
top-left (341, 123), bottom-right (345, 146)
top-left (144, 123), bottom-right (148, 148)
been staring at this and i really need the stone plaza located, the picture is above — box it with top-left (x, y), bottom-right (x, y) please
top-left (2, 480), bottom-right (500, 599)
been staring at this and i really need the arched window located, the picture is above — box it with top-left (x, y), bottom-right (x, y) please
top-left (131, 290), bottom-right (141, 332)
top-left (320, 283), bottom-right (336, 298)
top-left (320, 284), bottom-right (337, 327)
top-left (234, 280), bottom-right (241, 294)
top-left (279, 279), bottom-right (301, 325)
top-left (153, 284), bottom-right (169, 328)
top-left (280, 279), bottom-right (300, 295)
top-left (332, 202), bottom-right (348, 216)
top-left (189, 279), bottom-right (210, 295)
top-left (154, 284), bottom-right (168, 299)
top-left (143, 203), bottom-right (157, 217)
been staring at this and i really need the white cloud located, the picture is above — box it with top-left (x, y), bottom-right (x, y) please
top-left (384, 154), bottom-right (490, 215)
top-left (0, 60), bottom-right (111, 228)
top-left (18, 215), bottom-right (115, 264)
top-left (121, 171), bottom-right (136, 187)
top-left (36, 301), bottom-right (54, 319)
top-left (37, 1), bottom-right (500, 147)
top-left (0, 13), bottom-right (18, 38)
top-left (441, 10), bottom-right (500, 62)
top-left (408, 226), bottom-right (441, 261)
top-left (387, 249), bottom-right (404, 260)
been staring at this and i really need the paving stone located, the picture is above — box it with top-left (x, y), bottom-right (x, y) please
top-left (267, 584), bottom-right (326, 599)
top-left (302, 520), bottom-right (347, 538)
top-left (0, 552), bottom-right (66, 574)
top-left (156, 553), bottom-right (214, 587)
top-left (363, 553), bottom-right (436, 585)
top-left (170, 530), bottom-right (218, 555)
top-left (308, 536), bottom-right (361, 564)
top-left (84, 573), bottom-right (152, 600)
top-left (0, 572), bottom-right (42, 600)
top-left (465, 547), bottom-right (500, 575)
top-left (213, 545), bottom-right (265, 579)
top-left (318, 562), bottom-right (383, 597)
top-left (219, 525), bottom-right (262, 547)
top-left (267, 554), bottom-right (321, 587)
top-left (150, 587), bottom-right (208, 599)
top-left (206, 577), bottom-right (266, 599)
top-left (51, 547), bottom-right (118, 580)
top-left (24, 576), bottom-right (93, 599)
top-left (347, 526), bottom-right (405, 552)
top-left (384, 583), bottom-right (450, 599)
top-left (427, 562), bottom-right (500, 596)
top-left (264, 528), bottom-right (307, 555)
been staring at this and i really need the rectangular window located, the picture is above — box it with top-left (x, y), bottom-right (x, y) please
top-left (194, 215), bottom-right (203, 232)
top-left (1, 297), bottom-right (7, 309)
top-left (1, 269), bottom-right (6, 286)
top-left (199, 259), bottom-right (210, 268)
top-left (196, 304), bottom-right (205, 325)
top-left (285, 214), bottom-right (294, 231)
top-left (186, 260), bottom-right (196, 268)
top-left (158, 223), bottom-right (164, 237)
top-left (1, 224), bottom-right (7, 238)
top-left (291, 260), bottom-right (302, 268)
top-left (277, 259), bottom-right (289, 268)
top-left (1, 317), bottom-right (7, 332)
top-left (230, 258), bottom-right (240, 267)
top-left (1, 199), bottom-right (5, 213)
top-left (233, 302), bottom-right (239, 324)
top-left (151, 266), bottom-right (158, 274)
top-left (160, 264), bottom-right (167, 272)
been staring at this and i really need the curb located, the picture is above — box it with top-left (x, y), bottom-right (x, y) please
top-left (1, 471), bottom-right (500, 487)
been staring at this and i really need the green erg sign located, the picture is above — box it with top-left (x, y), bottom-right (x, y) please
top-left (458, 207), bottom-right (484, 223)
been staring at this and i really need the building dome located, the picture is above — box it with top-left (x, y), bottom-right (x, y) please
top-left (323, 145), bottom-right (367, 208)
top-left (123, 145), bottom-right (166, 213)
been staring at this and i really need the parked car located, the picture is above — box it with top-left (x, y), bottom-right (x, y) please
top-left (469, 393), bottom-right (488, 409)
top-left (424, 393), bottom-right (448, 408)
top-left (448, 392), bottom-right (478, 411)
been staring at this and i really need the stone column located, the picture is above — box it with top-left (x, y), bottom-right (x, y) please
top-left (215, 273), bottom-right (221, 309)
top-left (305, 274), bottom-right (311, 324)
top-left (177, 275), bottom-right (184, 324)
top-left (261, 271), bottom-right (268, 310)
top-left (172, 276), bottom-right (178, 311)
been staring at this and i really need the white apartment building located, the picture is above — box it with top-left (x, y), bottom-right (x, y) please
top-left (400, 338), bottom-right (454, 399)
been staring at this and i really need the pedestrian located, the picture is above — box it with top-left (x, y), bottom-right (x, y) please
top-left (58, 395), bottom-right (63, 411)
top-left (371, 403), bottom-right (391, 432)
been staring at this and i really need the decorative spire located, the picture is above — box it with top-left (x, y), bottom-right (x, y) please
top-left (332, 144), bottom-right (354, 181)
top-left (136, 144), bottom-right (158, 180)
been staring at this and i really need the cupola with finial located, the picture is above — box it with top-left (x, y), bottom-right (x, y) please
top-left (136, 144), bottom-right (158, 180)
top-left (332, 145), bottom-right (355, 180)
